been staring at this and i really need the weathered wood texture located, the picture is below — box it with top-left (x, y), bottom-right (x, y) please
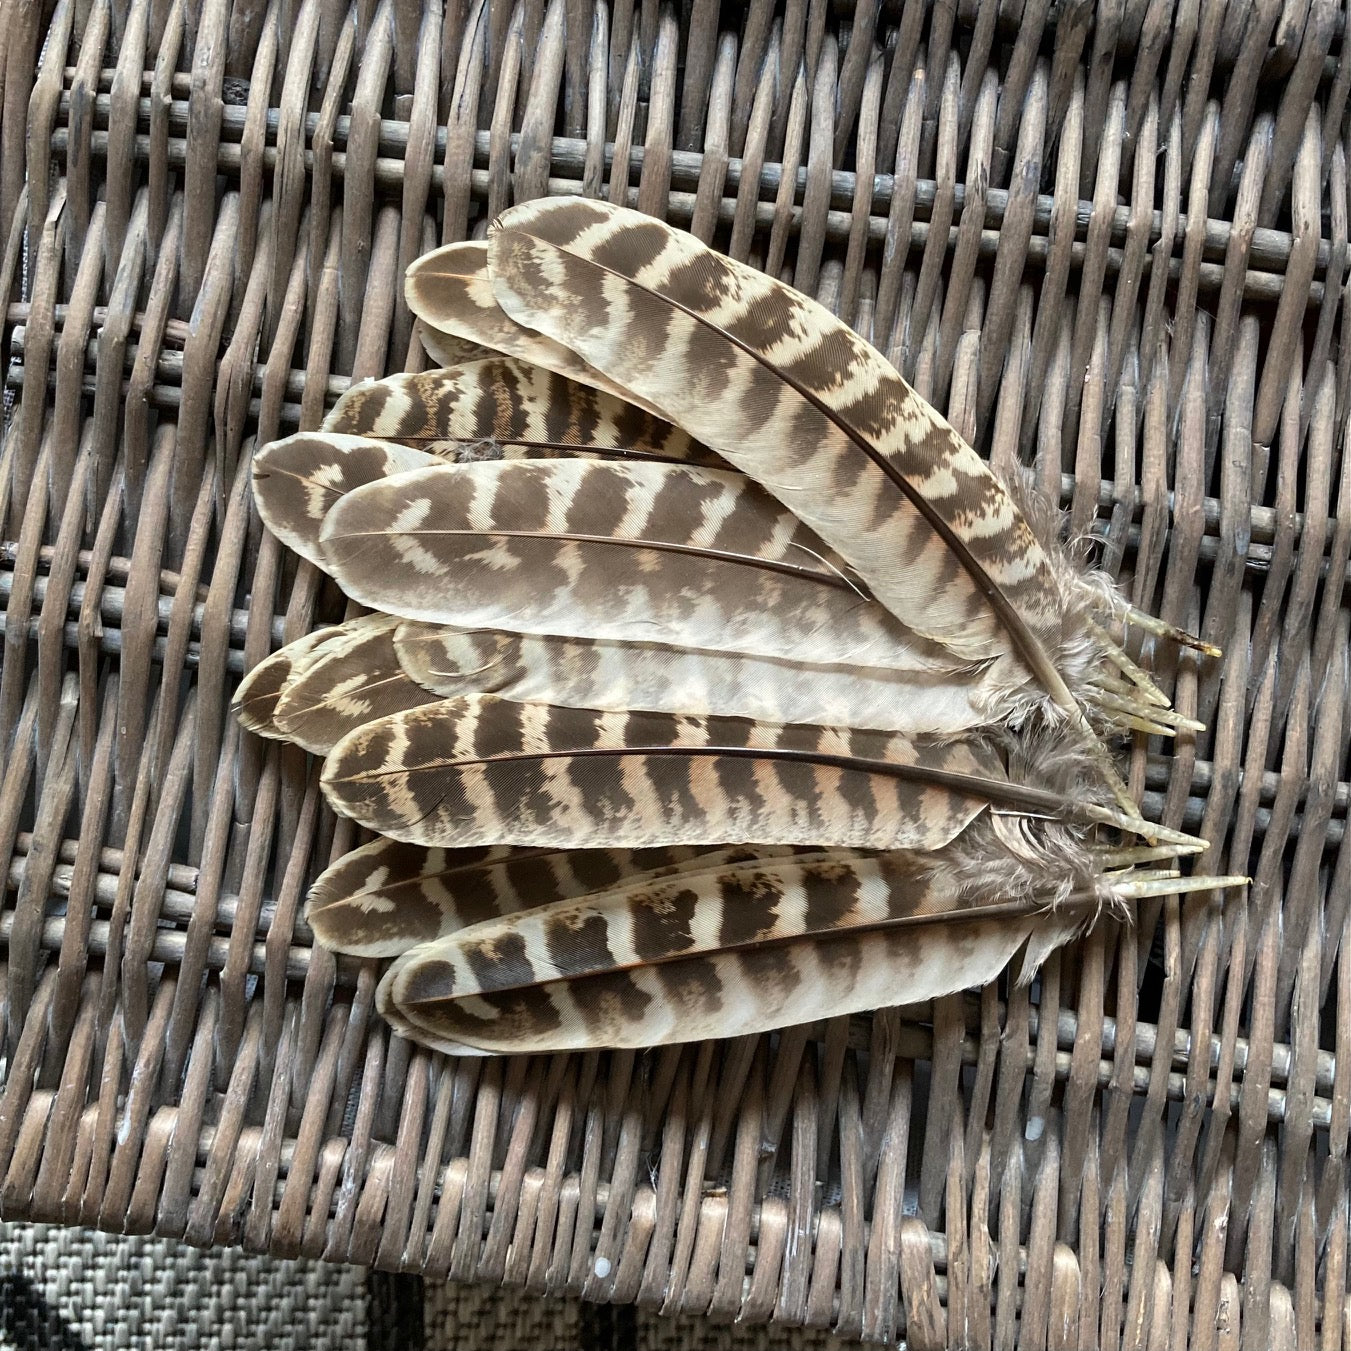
top-left (1, 1), bottom-right (1348, 1345)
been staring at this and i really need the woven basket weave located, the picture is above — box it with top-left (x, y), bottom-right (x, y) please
top-left (2, 0), bottom-right (1348, 1345)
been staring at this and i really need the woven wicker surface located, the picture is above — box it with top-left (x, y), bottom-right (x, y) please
top-left (1, 0), bottom-right (1347, 1346)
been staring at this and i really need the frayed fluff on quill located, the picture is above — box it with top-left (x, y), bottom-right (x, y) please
top-left (937, 719), bottom-right (1119, 912)
top-left (990, 470), bottom-right (1136, 735)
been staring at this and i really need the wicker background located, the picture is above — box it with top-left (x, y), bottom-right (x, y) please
top-left (1, 0), bottom-right (1348, 1347)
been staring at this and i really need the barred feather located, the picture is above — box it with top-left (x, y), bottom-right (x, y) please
top-left (378, 848), bottom-right (1080, 1053)
top-left (252, 433), bottom-right (441, 568)
top-left (233, 626), bottom-right (339, 739)
top-left (327, 357), bottom-right (716, 465)
top-left (395, 621), bottom-right (994, 734)
top-left (481, 197), bottom-right (1080, 700)
top-left (308, 838), bottom-right (771, 957)
top-left (272, 614), bottom-right (440, 755)
top-left (406, 242), bottom-right (670, 417)
top-left (319, 694), bottom-right (1062, 852)
top-left (318, 459), bottom-right (955, 670)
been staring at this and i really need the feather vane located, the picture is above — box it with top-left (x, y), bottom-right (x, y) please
top-left (319, 693), bottom-right (1041, 852)
top-left (318, 458), bottom-right (955, 669)
top-left (379, 849), bottom-right (1074, 1054)
top-left (406, 242), bottom-right (670, 417)
top-left (233, 626), bottom-right (340, 740)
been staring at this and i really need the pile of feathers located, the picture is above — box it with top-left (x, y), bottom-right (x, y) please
top-left (235, 198), bottom-right (1238, 1057)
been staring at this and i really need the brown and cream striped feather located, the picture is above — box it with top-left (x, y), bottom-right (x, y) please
top-left (254, 360), bottom-right (730, 576)
top-left (307, 838), bottom-right (772, 958)
top-left (327, 357), bottom-right (717, 466)
top-left (271, 614), bottom-right (441, 755)
top-left (252, 433), bottom-right (442, 569)
top-left (478, 197), bottom-right (1083, 704)
top-left (233, 626), bottom-right (342, 740)
top-left (318, 693), bottom-right (1072, 853)
top-left (378, 848), bottom-right (1080, 1054)
top-left (394, 621), bottom-right (995, 734)
top-left (406, 242), bottom-right (670, 418)
top-left (318, 458), bottom-right (956, 671)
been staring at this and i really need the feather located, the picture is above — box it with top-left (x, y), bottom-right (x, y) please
top-left (318, 693), bottom-right (1079, 853)
top-left (326, 356), bottom-right (717, 465)
top-left (405, 242), bottom-right (671, 418)
top-left (255, 360), bottom-right (726, 574)
top-left (480, 197), bottom-right (1093, 716)
top-left (307, 838), bottom-right (774, 957)
top-left (317, 458), bottom-right (957, 670)
top-left (233, 201), bottom-right (1230, 1060)
top-left (395, 620), bottom-right (995, 734)
top-left (272, 614), bottom-right (440, 754)
top-left (377, 848), bottom-right (1081, 1053)
top-left (233, 626), bottom-right (339, 739)
top-left (410, 330), bottom-right (496, 368)
top-left (251, 433), bottom-right (441, 569)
